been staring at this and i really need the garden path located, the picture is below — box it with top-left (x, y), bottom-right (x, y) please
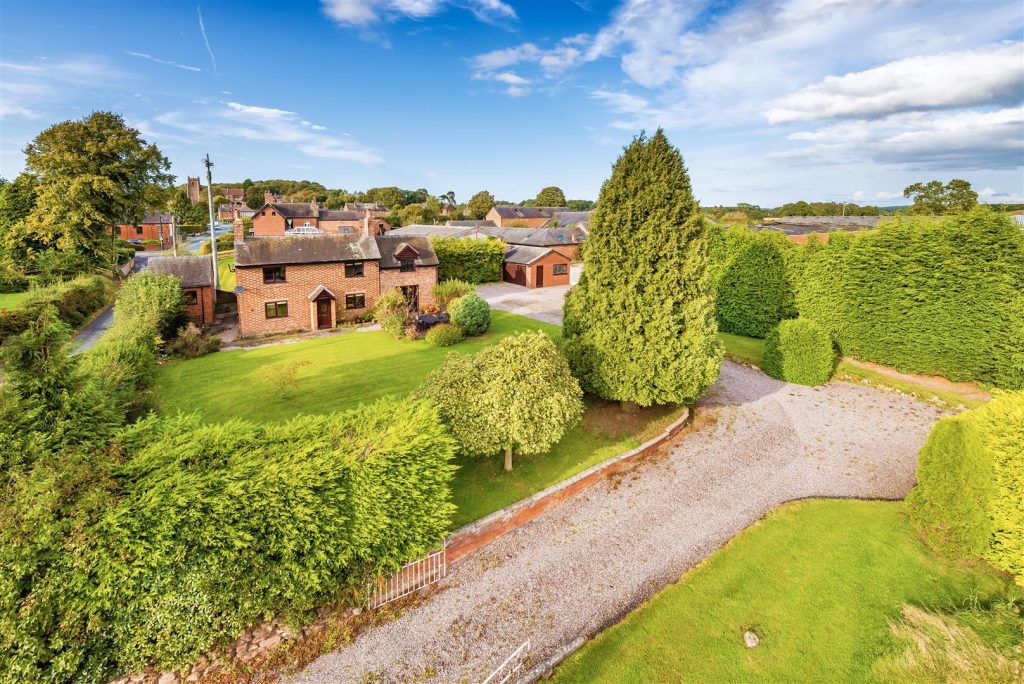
top-left (291, 359), bottom-right (942, 683)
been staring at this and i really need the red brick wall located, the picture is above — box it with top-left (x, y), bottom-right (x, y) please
top-left (379, 265), bottom-right (437, 310)
top-left (503, 251), bottom-right (571, 288)
top-left (109, 223), bottom-right (171, 249)
top-left (486, 209), bottom-right (550, 228)
top-left (251, 209), bottom-right (292, 236)
top-left (183, 285), bottom-right (215, 326)
top-left (235, 261), bottom-right (381, 336)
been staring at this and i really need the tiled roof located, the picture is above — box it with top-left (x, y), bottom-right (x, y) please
top-left (265, 202), bottom-right (319, 218)
top-left (390, 224), bottom-right (485, 238)
top-left (503, 245), bottom-right (570, 265)
top-left (542, 211), bottom-right (591, 228)
top-left (146, 256), bottom-right (213, 288)
top-left (767, 216), bottom-right (881, 228)
top-left (374, 235), bottom-right (438, 268)
top-left (487, 226), bottom-right (586, 246)
top-left (235, 235), bottom-right (380, 267)
top-left (491, 205), bottom-right (569, 219)
top-left (319, 209), bottom-right (364, 221)
top-left (142, 211), bottom-right (173, 224)
top-left (446, 219), bottom-right (498, 227)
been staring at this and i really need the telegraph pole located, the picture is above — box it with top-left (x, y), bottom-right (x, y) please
top-left (202, 154), bottom-right (220, 290)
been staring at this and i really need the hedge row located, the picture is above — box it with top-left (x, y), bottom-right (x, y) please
top-left (907, 391), bottom-right (1023, 585)
top-left (431, 236), bottom-right (505, 283)
top-left (0, 274), bottom-right (108, 342)
top-left (763, 318), bottom-right (834, 386)
top-left (708, 210), bottom-right (1024, 388)
top-left (0, 398), bottom-right (457, 682)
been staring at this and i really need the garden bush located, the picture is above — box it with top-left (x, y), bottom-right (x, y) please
top-left (425, 322), bottom-right (464, 347)
top-left (0, 274), bottom-right (109, 342)
top-left (762, 318), bottom-right (834, 386)
top-left (197, 232), bottom-right (234, 254)
top-left (431, 236), bottom-right (505, 283)
top-left (907, 391), bottom-right (1023, 584)
top-left (448, 292), bottom-right (490, 336)
top-left (373, 287), bottom-right (409, 339)
top-left (793, 209), bottom-right (1024, 389)
top-left (78, 320), bottom-right (160, 418)
top-left (0, 397), bottom-right (457, 682)
top-left (167, 323), bottom-right (221, 359)
top-left (113, 272), bottom-right (187, 340)
top-left (431, 279), bottom-right (475, 312)
top-left (714, 231), bottom-right (793, 337)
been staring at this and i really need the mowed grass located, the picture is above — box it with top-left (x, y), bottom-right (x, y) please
top-left (217, 253), bottom-right (235, 292)
top-left (553, 500), bottom-right (1020, 683)
top-left (152, 309), bottom-right (686, 525)
top-left (0, 291), bottom-right (31, 310)
top-left (718, 331), bottom-right (987, 409)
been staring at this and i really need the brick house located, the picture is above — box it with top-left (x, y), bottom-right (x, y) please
top-left (147, 256), bottom-right (215, 326)
top-left (251, 199), bottom-right (391, 237)
top-left (110, 211), bottom-right (173, 250)
top-left (486, 205), bottom-right (569, 228)
top-left (391, 222), bottom-right (587, 267)
top-left (232, 221), bottom-right (436, 336)
top-left (502, 246), bottom-right (572, 288)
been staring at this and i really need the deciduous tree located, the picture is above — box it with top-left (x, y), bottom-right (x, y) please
top-left (904, 179), bottom-right (978, 215)
top-left (563, 130), bottom-right (721, 407)
top-left (466, 190), bottom-right (495, 220)
top-left (534, 186), bottom-right (567, 207)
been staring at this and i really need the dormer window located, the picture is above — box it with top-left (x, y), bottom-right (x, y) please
top-left (400, 258), bottom-right (415, 272)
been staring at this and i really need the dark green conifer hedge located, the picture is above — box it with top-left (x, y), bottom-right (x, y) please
top-left (762, 318), bottom-right (834, 386)
top-left (714, 231), bottom-right (793, 337)
top-left (432, 236), bottom-right (505, 283)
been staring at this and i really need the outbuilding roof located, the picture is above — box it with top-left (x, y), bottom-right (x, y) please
top-left (446, 219), bottom-right (498, 228)
top-left (490, 205), bottom-right (569, 219)
top-left (146, 256), bottom-right (214, 288)
top-left (503, 245), bottom-right (571, 265)
top-left (542, 211), bottom-right (591, 229)
top-left (374, 235), bottom-right (439, 268)
top-left (389, 223), bottom-right (585, 247)
top-left (235, 235), bottom-right (380, 267)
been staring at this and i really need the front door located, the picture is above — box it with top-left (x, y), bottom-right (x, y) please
top-left (401, 285), bottom-right (419, 310)
top-left (316, 297), bottom-right (332, 329)
top-left (536, 265), bottom-right (544, 288)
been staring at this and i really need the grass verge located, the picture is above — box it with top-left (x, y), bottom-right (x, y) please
top-left (553, 499), bottom-right (1022, 683)
top-left (0, 290), bottom-right (31, 310)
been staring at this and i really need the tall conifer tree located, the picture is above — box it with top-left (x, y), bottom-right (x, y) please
top-left (563, 130), bottom-right (721, 407)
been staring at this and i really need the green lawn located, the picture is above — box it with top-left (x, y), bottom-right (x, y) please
top-left (717, 332), bottom-right (764, 366)
top-left (152, 310), bottom-right (685, 526)
top-left (0, 291), bottom-right (31, 311)
top-left (217, 253), bottom-right (235, 292)
top-left (553, 500), bottom-right (1021, 683)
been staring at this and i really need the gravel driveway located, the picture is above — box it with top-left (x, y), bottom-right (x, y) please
top-left (476, 264), bottom-right (581, 326)
top-left (291, 360), bottom-right (941, 683)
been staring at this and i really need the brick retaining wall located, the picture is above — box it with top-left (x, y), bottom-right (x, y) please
top-left (446, 407), bottom-right (691, 564)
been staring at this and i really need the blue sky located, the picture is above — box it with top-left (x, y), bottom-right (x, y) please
top-left (1, 0), bottom-right (1022, 206)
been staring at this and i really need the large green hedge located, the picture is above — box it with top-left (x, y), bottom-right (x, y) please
top-left (0, 397), bottom-right (456, 682)
top-left (431, 236), bottom-right (505, 284)
top-left (793, 210), bottom-right (1024, 388)
top-left (762, 318), bottom-right (834, 386)
top-left (113, 272), bottom-right (187, 340)
top-left (0, 274), bottom-right (108, 342)
top-left (713, 230), bottom-right (794, 337)
top-left (907, 391), bottom-right (1023, 585)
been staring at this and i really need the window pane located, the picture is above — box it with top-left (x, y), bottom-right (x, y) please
top-left (278, 301), bottom-right (288, 317)
top-left (265, 302), bottom-right (275, 318)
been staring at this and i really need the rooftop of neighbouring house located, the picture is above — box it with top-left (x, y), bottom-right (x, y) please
top-left (490, 205), bottom-right (569, 219)
top-left (503, 245), bottom-right (572, 265)
top-left (146, 256), bottom-right (214, 288)
top-left (389, 223), bottom-right (586, 246)
top-left (233, 234), bottom-right (438, 268)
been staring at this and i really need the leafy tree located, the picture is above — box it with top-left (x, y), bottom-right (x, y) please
top-left (466, 190), bottom-right (495, 220)
top-left (563, 130), bottom-right (721, 408)
top-left (535, 186), bottom-right (567, 207)
top-left (417, 331), bottom-right (583, 471)
top-left (19, 112), bottom-right (173, 263)
top-left (169, 190), bottom-right (193, 224)
top-left (243, 184), bottom-right (266, 210)
top-left (567, 199), bottom-right (595, 211)
top-left (363, 186), bottom-right (406, 209)
top-left (904, 179), bottom-right (979, 215)
top-left (211, 194), bottom-right (228, 207)
top-left (0, 172), bottom-right (38, 234)
top-left (439, 190), bottom-right (456, 206)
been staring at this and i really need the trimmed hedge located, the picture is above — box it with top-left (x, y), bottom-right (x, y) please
top-left (907, 391), bottom-right (1023, 585)
top-left (0, 397), bottom-right (457, 682)
top-left (0, 275), bottom-right (109, 342)
top-left (714, 230), bottom-right (794, 337)
top-left (762, 318), bottom-right (834, 386)
top-left (431, 237), bottom-right (505, 283)
top-left (113, 272), bottom-right (187, 340)
top-left (448, 292), bottom-right (490, 336)
top-left (425, 322), bottom-right (464, 347)
top-left (793, 210), bottom-right (1024, 389)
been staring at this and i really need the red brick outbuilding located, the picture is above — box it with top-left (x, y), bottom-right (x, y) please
top-left (502, 246), bottom-right (572, 288)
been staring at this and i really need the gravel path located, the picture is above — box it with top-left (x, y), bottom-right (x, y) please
top-left (291, 361), bottom-right (942, 684)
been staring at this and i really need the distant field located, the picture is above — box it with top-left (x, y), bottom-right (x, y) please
top-left (0, 291), bottom-right (31, 310)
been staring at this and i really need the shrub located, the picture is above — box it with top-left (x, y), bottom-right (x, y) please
top-left (431, 237), bottom-right (505, 283)
top-left (259, 359), bottom-right (311, 398)
top-left (425, 323), bottom-right (464, 347)
top-left (907, 391), bottom-right (1024, 584)
top-left (373, 287), bottom-right (409, 339)
top-left (0, 275), bottom-right (110, 343)
top-left (0, 398), bottom-right (457, 682)
top-left (167, 323), bottom-right (221, 359)
top-left (762, 318), bottom-right (834, 386)
top-left (432, 279), bottom-right (475, 312)
top-left (793, 209), bottom-right (1024, 389)
top-left (416, 330), bottom-right (583, 470)
top-left (448, 292), bottom-right (490, 336)
top-left (714, 231), bottom-right (793, 337)
top-left (79, 320), bottom-right (160, 418)
top-left (197, 232), bottom-right (234, 255)
top-left (114, 272), bottom-right (187, 340)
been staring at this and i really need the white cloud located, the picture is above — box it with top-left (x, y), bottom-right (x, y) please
top-left (875, 191), bottom-right (904, 199)
top-left (196, 6), bottom-right (218, 72)
top-left (125, 50), bottom-right (202, 72)
top-left (0, 57), bottom-right (122, 119)
top-left (765, 43), bottom-right (1024, 123)
top-left (491, 71), bottom-right (530, 86)
top-left (321, 0), bottom-right (513, 27)
top-left (149, 101), bottom-right (382, 164)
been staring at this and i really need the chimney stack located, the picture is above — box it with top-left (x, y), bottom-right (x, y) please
top-left (264, 190), bottom-right (277, 205)
top-left (232, 217), bottom-right (245, 244)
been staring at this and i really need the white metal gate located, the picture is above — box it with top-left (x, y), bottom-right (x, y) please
top-left (367, 545), bottom-right (446, 609)
top-left (482, 639), bottom-right (530, 684)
